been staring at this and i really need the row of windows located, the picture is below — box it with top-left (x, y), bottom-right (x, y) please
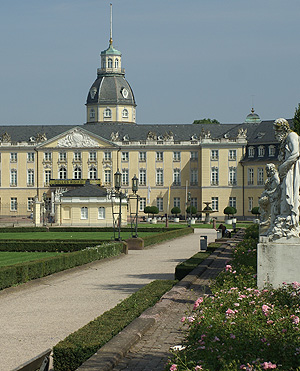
top-left (210, 149), bottom-right (237, 161)
top-left (90, 108), bottom-right (129, 120)
top-left (10, 197), bottom-right (34, 212)
top-left (102, 58), bottom-right (119, 69)
top-left (139, 197), bottom-right (198, 212)
top-left (80, 207), bottom-right (105, 220)
top-left (248, 145), bottom-right (276, 158)
top-left (210, 167), bottom-right (237, 186)
top-left (247, 168), bottom-right (264, 185)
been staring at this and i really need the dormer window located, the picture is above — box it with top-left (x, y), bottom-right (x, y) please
top-left (104, 108), bottom-right (112, 118)
top-left (269, 145), bottom-right (276, 157)
top-left (122, 108), bottom-right (128, 118)
top-left (108, 58), bottom-right (113, 68)
top-left (115, 59), bottom-right (119, 68)
top-left (258, 146), bottom-right (265, 157)
top-left (248, 147), bottom-right (255, 158)
top-left (90, 108), bottom-right (95, 119)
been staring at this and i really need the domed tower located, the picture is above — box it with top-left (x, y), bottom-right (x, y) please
top-left (86, 5), bottom-right (136, 124)
top-left (244, 108), bottom-right (261, 124)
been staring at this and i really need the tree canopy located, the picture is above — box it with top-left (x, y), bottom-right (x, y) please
top-left (223, 206), bottom-right (237, 216)
top-left (193, 118), bottom-right (220, 125)
top-left (293, 103), bottom-right (300, 135)
top-left (171, 206), bottom-right (181, 215)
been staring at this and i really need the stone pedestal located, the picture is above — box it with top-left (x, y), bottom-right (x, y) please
top-left (257, 237), bottom-right (300, 289)
top-left (126, 237), bottom-right (144, 250)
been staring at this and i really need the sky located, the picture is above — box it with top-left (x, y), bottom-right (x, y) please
top-left (1, 0), bottom-right (300, 126)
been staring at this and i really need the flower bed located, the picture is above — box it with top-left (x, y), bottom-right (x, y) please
top-left (167, 225), bottom-right (300, 370)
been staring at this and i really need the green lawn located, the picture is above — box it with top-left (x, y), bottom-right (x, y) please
top-left (0, 251), bottom-right (61, 267)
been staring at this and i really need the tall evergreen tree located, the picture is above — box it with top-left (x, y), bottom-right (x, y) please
top-left (293, 103), bottom-right (300, 135)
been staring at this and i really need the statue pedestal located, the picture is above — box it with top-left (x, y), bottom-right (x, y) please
top-left (257, 237), bottom-right (300, 289)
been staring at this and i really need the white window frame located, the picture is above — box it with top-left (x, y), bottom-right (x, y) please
top-left (228, 167), bottom-right (237, 186)
top-left (269, 145), bottom-right (276, 157)
top-left (139, 169), bottom-right (146, 186)
top-left (98, 207), bottom-right (105, 219)
top-left (104, 108), bottom-right (112, 118)
top-left (10, 197), bottom-right (17, 211)
top-left (173, 169), bottom-right (181, 186)
top-left (89, 151), bottom-right (96, 161)
top-left (27, 197), bottom-right (34, 212)
top-left (27, 152), bottom-right (35, 162)
top-left (211, 150), bottom-right (218, 160)
top-left (108, 58), bottom-right (113, 68)
top-left (248, 147), bottom-right (255, 158)
top-left (229, 197), bottom-right (236, 209)
top-left (229, 149), bottom-right (237, 160)
top-left (122, 109), bottom-right (129, 118)
top-left (211, 167), bottom-right (219, 186)
top-left (59, 166), bottom-right (67, 179)
top-left (173, 197), bottom-right (180, 209)
top-left (139, 197), bottom-right (146, 212)
top-left (89, 166), bottom-right (97, 179)
top-left (190, 151), bottom-right (198, 161)
top-left (27, 169), bottom-right (34, 186)
top-left (44, 152), bottom-right (52, 161)
top-left (258, 146), bottom-right (265, 157)
top-left (81, 207), bottom-right (88, 220)
top-left (121, 152), bottom-right (129, 161)
top-left (10, 152), bottom-right (17, 162)
top-left (73, 166), bottom-right (82, 180)
top-left (10, 169), bottom-right (17, 186)
top-left (191, 197), bottom-right (197, 210)
top-left (257, 167), bottom-right (264, 185)
top-left (156, 152), bottom-right (163, 161)
top-left (139, 152), bottom-right (146, 162)
top-left (190, 169), bottom-right (198, 185)
top-left (90, 108), bottom-right (95, 119)
top-left (248, 168), bottom-right (254, 185)
top-left (59, 152), bottom-right (67, 162)
top-left (45, 170), bottom-right (51, 185)
top-left (74, 152), bottom-right (82, 162)
top-left (157, 197), bottom-right (163, 212)
top-left (104, 169), bottom-right (111, 184)
top-left (156, 168), bottom-right (164, 186)
top-left (211, 197), bottom-right (219, 211)
top-left (173, 152), bottom-right (181, 162)
top-left (104, 151), bottom-right (111, 161)
top-left (122, 169), bottom-right (129, 186)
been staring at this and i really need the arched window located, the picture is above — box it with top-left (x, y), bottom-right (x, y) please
top-left (89, 108), bottom-right (95, 119)
top-left (59, 166), bottom-right (67, 179)
top-left (122, 108), bottom-right (128, 118)
top-left (115, 59), bottom-right (119, 68)
top-left (74, 166), bottom-right (82, 179)
top-left (102, 60), bottom-right (106, 69)
top-left (81, 207), bottom-right (88, 220)
top-left (104, 108), bottom-right (112, 118)
top-left (89, 166), bottom-right (97, 179)
top-left (98, 207), bottom-right (105, 219)
top-left (108, 58), bottom-right (113, 68)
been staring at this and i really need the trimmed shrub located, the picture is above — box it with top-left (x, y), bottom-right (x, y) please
top-left (251, 206), bottom-right (260, 216)
top-left (223, 206), bottom-right (237, 217)
top-left (0, 242), bottom-right (125, 290)
top-left (143, 227), bottom-right (193, 247)
top-left (175, 243), bottom-right (221, 280)
top-left (53, 280), bottom-right (177, 371)
top-left (171, 207), bottom-right (181, 215)
top-left (186, 206), bottom-right (197, 215)
top-left (0, 241), bottom-right (107, 252)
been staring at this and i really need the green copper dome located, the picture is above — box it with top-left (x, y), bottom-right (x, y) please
top-left (101, 44), bottom-right (122, 56)
top-left (244, 108), bottom-right (261, 124)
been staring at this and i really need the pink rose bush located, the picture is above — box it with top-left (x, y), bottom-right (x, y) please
top-left (166, 225), bottom-right (300, 370)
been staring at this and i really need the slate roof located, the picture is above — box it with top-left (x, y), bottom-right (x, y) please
top-left (86, 75), bottom-right (136, 106)
top-left (61, 183), bottom-right (107, 198)
top-left (0, 119), bottom-right (292, 144)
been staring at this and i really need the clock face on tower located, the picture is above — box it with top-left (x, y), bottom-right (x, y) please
top-left (121, 87), bottom-right (129, 99)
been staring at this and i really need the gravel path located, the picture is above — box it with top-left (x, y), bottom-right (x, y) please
top-left (0, 228), bottom-right (217, 371)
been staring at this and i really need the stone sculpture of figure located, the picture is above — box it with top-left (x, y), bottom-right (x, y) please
top-left (271, 118), bottom-right (300, 239)
top-left (259, 163), bottom-right (280, 235)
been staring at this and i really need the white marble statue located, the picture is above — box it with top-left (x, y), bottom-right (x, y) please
top-left (261, 118), bottom-right (300, 240)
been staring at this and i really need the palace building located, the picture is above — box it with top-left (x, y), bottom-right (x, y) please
top-left (0, 15), bottom-right (284, 225)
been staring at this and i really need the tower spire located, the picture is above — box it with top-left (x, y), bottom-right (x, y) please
top-left (109, 3), bottom-right (113, 45)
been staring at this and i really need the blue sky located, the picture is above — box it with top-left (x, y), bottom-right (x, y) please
top-left (1, 0), bottom-right (300, 125)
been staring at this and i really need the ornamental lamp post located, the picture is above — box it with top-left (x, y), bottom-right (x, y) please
top-left (187, 191), bottom-right (191, 227)
top-left (131, 174), bottom-right (139, 237)
top-left (42, 192), bottom-right (47, 226)
top-left (114, 170), bottom-right (122, 241)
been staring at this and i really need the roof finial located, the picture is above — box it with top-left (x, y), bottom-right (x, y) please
top-left (109, 3), bottom-right (113, 45)
top-left (251, 94), bottom-right (255, 113)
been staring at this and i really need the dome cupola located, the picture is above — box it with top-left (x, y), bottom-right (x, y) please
top-left (244, 108), bottom-right (261, 124)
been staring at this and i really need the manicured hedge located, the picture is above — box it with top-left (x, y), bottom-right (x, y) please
top-left (143, 227), bottom-right (194, 247)
top-left (175, 243), bottom-right (221, 280)
top-left (53, 279), bottom-right (177, 371)
top-left (0, 226), bottom-right (180, 233)
top-left (0, 240), bottom-right (108, 252)
top-left (0, 242), bottom-right (125, 290)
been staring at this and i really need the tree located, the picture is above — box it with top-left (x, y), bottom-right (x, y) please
top-left (293, 103), bottom-right (300, 135)
top-left (144, 206), bottom-right (152, 217)
top-left (186, 206), bottom-right (197, 215)
top-left (149, 206), bottom-right (159, 218)
top-left (171, 206), bottom-right (181, 216)
top-left (193, 118), bottom-right (220, 125)
top-left (251, 206), bottom-right (260, 217)
top-left (224, 206), bottom-right (237, 218)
